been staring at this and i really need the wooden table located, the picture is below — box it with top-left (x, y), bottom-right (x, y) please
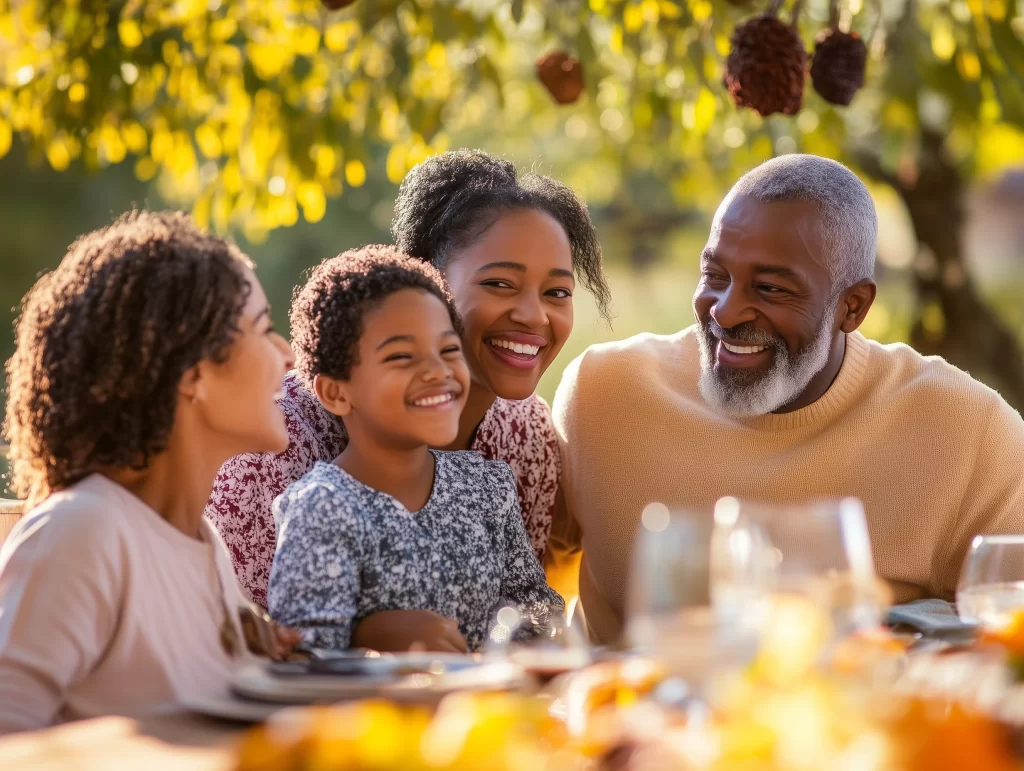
top-left (0, 712), bottom-right (249, 770)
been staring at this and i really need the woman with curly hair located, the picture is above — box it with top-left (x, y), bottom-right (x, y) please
top-left (0, 211), bottom-right (295, 732)
top-left (207, 149), bottom-right (610, 647)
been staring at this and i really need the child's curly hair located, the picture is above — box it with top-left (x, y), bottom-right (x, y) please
top-left (289, 244), bottom-right (460, 387)
top-left (3, 210), bottom-right (253, 505)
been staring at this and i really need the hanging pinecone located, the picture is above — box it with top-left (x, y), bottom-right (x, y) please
top-left (322, 0), bottom-right (358, 9)
top-left (536, 51), bottom-right (584, 105)
top-left (724, 13), bottom-right (807, 117)
top-left (810, 28), bottom-right (867, 106)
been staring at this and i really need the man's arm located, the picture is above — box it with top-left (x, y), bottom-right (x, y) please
top-left (933, 400), bottom-right (1024, 598)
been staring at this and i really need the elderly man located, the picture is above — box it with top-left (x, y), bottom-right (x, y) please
top-left (549, 154), bottom-right (1024, 645)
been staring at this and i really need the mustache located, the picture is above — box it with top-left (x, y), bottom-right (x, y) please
top-left (701, 318), bottom-right (784, 349)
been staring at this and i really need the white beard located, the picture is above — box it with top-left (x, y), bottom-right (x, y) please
top-left (696, 311), bottom-right (835, 418)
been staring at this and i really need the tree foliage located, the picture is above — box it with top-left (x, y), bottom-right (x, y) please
top-left (2, 0), bottom-right (1024, 405)
top-left (1, 0), bottom-right (1021, 242)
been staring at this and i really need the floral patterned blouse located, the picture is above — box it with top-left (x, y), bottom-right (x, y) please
top-left (205, 373), bottom-right (560, 607)
top-left (267, 452), bottom-right (564, 652)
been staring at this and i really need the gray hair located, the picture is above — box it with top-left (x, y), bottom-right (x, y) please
top-left (714, 154), bottom-right (878, 292)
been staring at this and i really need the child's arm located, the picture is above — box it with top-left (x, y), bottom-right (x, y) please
top-left (495, 466), bottom-right (566, 631)
top-left (267, 483), bottom-right (362, 650)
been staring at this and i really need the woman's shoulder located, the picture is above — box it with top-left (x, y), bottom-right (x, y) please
top-left (474, 395), bottom-right (557, 458)
top-left (5, 476), bottom-right (130, 559)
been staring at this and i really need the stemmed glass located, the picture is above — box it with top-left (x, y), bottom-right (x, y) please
top-left (485, 603), bottom-right (592, 682)
top-left (957, 535), bottom-right (1024, 629)
top-left (625, 500), bottom-right (772, 701)
top-left (734, 497), bottom-right (886, 638)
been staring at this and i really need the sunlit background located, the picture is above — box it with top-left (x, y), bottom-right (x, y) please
top-left (2, 0), bottom-right (1023, 496)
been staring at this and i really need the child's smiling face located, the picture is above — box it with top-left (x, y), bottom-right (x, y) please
top-left (327, 287), bottom-right (470, 448)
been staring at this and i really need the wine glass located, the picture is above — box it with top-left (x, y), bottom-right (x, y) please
top-left (733, 497), bottom-right (887, 638)
top-left (957, 535), bottom-right (1024, 629)
top-left (625, 501), bottom-right (771, 701)
top-left (484, 603), bottom-right (592, 682)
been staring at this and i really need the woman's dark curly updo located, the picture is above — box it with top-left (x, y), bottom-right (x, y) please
top-left (3, 210), bottom-right (253, 505)
top-left (290, 244), bottom-right (460, 387)
top-left (391, 149), bottom-right (612, 321)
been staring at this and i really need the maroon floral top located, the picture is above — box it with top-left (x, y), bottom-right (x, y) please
top-left (205, 373), bottom-right (560, 607)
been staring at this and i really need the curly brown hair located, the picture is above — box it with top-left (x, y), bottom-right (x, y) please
top-left (391, 149), bottom-right (613, 322)
top-left (290, 244), bottom-right (460, 387)
top-left (3, 210), bottom-right (253, 505)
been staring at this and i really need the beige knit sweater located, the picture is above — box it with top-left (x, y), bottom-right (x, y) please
top-left (549, 327), bottom-right (1024, 645)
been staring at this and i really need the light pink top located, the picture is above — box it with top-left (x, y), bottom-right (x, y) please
top-left (0, 475), bottom-right (252, 734)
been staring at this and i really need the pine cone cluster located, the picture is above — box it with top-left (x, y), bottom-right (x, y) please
top-left (724, 14), bottom-right (807, 117)
top-left (810, 28), bottom-right (867, 106)
top-left (536, 51), bottom-right (584, 105)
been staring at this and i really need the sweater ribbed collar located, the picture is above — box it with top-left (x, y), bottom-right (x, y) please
top-left (737, 331), bottom-right (871, 431)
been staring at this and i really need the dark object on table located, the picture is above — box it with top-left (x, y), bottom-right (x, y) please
top-left (810, 28), bottom-right (867, 106)
top-left (724, 13), bottom-right (807, 116)
top-left (886, 598), bottom-right (978, 643)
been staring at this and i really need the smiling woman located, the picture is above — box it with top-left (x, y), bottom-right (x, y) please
top-left (0, 211), bottom-right (295, 732)
top-left (206, 149), bottom-right (612, 612)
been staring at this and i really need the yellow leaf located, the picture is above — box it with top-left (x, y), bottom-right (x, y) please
top-left (691, 0), bottom-right (712, 23)
top-left (99, 125), bottom-right (126, 164)
top-left (345, 159), bottom-right (366, 187)
top-left (210, 17), bottom-right (237, 42)
top-left (68, 83), bottom-right (87, 103)
top-left (683, 88), bottom-right (716, 132)
top-left (294, 25), bottom-right (321, 57)
top-left (931, 18), bottom-right (956, 61)
top-left (610, 24), bottom-right (624, 55)
top-left (46, 137), bottom-right (72, 171)
top-left (659, 1), bottom-right (681, 18)
top-left (425, 42), bottom-right (446, 68)
top-left (590, 0), bottom-right (607, 13)
top-left (135, 156), bottom-right (158, 181)
top-left (324, 21), bottom-right (359, 52)
top-left (195, 123), bottom-right (222, 158)
top-left (297, 180), bottom-right (327, 223)
top-left (313, 145), bottom-right (337, 178)
top-left (118, 18), bottom-right (143, 48)
top-left (386, 145), bottom-right (407, 184)
top-left (957, 50), bottom-right (981, 80)
top-left (0, 119), bottom-right (11, 160)
top-left (193, 193), bottom-right (211, 230)
top-left (985, 0), bottom-right (1006, 20)
top-left (121, 122), bottom-right (147, 153)
top-left (624, 5), bottom-right (644, 33)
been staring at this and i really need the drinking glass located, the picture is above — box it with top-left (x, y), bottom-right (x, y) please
top-left (625, 501), bottom-right (771, 695)
top-left (484, 603), bottom-right (592, 681)
top-left (734, 497), bottom-right (886, 637)
top-left (957, 535), bottom-right (1024, 629)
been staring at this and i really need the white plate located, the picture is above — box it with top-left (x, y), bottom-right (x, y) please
top-left (183, 693), bottom-right (290, 723)
top-left (229, 655), bottom-right (527, 705)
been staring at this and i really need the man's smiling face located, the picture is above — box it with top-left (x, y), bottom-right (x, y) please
top-left (692, 195), bottom-right (841, 417)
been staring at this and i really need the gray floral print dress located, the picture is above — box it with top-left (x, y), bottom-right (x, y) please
top-left (267, 450), bottom-right (564, 652)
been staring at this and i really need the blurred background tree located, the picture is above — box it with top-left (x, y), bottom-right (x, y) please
top-left (0, 0), bottom-right (1022, 494)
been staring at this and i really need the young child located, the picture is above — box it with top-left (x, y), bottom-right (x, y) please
top-left (267, 245), bottom-right (564, 653)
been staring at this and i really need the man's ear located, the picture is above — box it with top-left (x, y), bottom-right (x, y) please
top-left (837, 279), bottom-right (877, 334)
top-left (314, 374), bottom-right (352, 417)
